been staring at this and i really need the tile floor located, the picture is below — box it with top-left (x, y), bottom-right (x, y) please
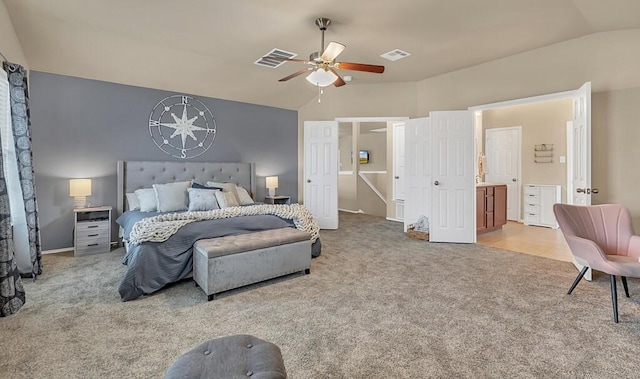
top-left (477, 221), bottom-right (573, 262)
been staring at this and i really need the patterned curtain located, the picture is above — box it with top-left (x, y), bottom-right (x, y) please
top-left (0, 62), bottom-right (41, 316)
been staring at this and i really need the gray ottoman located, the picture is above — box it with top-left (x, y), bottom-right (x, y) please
top-left (164, 334), bottom-right (287, 379)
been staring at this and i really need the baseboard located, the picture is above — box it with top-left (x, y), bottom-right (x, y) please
top-left (338, 208), bottom-right (364, 214)
top-left (42, 247), bottom-right (73, 255)
top-left (385, 217), bottom-right (403, 223)
top-left (42, 241), bottom-right (117, 255)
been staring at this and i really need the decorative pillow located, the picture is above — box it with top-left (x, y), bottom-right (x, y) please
top-left (192, 182), bottom-right (223, 191)
top-left (236, 186), bottom-right (255, 205)
top-left (153, 181), bottom-right (191, 212)
top-left (134, 188), bottom-right (157, 212)
top-left (207, 181), bottom-right (240, 202)
top-left (187, 188), bottom-right (220, 211)
top-left (126, 192), bottom-right (140, 211)
top-left (214, 190), bottom-right (240, 208)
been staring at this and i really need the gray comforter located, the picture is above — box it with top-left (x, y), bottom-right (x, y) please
top-left (117, 211), bottom-right (321, 301)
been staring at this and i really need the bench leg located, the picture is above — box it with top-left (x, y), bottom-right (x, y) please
top-left (207, 294), bottom-right (215, 301)
top-left (305, 268), bottom-right (310, 275)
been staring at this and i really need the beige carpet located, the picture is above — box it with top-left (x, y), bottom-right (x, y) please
top-left (3, 212), bottom-right (640, 378)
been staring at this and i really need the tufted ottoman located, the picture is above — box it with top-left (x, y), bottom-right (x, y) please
top-left (164, 334), bottom-right (287, 379)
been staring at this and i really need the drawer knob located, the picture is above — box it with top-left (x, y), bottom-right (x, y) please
top-left (88, 243), bottom-right (99, 247)
top-left (88, 234), bottom-right (99, 237)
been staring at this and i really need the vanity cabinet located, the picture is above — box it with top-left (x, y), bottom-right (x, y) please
top-left (476, 183), bottom-right (507, 234)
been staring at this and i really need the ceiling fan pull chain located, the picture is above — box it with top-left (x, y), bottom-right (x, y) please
top-left (317, 84), bottom-right (322, 103)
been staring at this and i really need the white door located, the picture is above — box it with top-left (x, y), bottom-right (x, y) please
top-left (304, 121), bottom-right (339, 229)
top-left (430, 111), bottom-right (476, 243)
top-left (393, 123), bottom-right (406, 201)
top-left (568, 82), bottom-right (593, 279)
top-left (569, 82), bottom-right (592, 206)
top-left (404, 117), bottom-right (431, 232)
top-left (485, 127), bottom-right (521, 221)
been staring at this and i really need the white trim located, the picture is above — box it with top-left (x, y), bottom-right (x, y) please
top-left (386, 217), bottom-right (403, 223)
top-left (339, 170), bottom-right (354, 175)
top-left (42, 247), bottom-right (74, 255)
top-left (338, 208), bottom-right (364, 214)
top-left (359, 170), bottom-right (387, 174)
top-left (358, 171), bottom-right (387, 205)
top-left (469, 89), bottom-right (576, 111)
top-left (42, 241), bottom-right (117, 255)
top-left (335, 116), bottom-right (409, 122)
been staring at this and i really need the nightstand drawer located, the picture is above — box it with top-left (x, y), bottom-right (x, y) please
top-left (75, 238), bottom-right (110, 256)
top-left (76, 229), bottom-right (110, 242)
top-left (524, 212), bottom-right (541, 224)
top-left (76, 220), bottom-right (109, 232)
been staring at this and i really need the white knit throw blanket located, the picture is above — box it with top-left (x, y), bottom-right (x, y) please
top-left (128, 203), bottom-right (320, 245)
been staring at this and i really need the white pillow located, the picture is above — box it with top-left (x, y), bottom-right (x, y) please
top-left (153, 181), bottom-right (191, 212)
top-left (135, 188), bottom-right (157, 212)
top-left (207, 181), bottom-right (240, 202)
top-left (187, 188), bottom-right (220, 211)
top-left (126, 192), bottom-right (140, 211)
top-left (214, 190), bottom-right (240, 208)
top-left (236, 187), bottom-right (254, 205)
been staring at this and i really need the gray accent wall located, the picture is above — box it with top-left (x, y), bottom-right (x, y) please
top-left (29, 71), bottom-right (298, 250)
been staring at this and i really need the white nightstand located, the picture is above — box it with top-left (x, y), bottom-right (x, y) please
top-left (74, 205), bottom-right (112, 256)
top-left (264, 195), bottom-right (291, 205)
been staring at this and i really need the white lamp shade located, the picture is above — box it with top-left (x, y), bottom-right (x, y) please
top-left (69, 179), bottom-right (92, 197)
top-left (265, 176), bottom-right (279, 190)
top-left (306, 68), bottom-right (338, 87)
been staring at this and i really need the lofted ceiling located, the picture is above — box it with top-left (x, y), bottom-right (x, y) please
top-left (4, 0), bottom-right (640, 110)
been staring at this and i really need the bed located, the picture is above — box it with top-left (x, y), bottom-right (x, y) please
top-left (116, 160), bottom-right (321, 301)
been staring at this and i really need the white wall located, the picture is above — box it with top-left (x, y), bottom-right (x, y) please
top-left (0, 2), bottom-right (28, 67)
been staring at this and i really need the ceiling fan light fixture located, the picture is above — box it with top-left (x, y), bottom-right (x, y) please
top-left (306, 68), bottom-right (338, 87)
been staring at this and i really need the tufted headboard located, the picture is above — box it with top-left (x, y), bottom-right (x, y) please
top-left (116, 160), bottom-right (256, 217)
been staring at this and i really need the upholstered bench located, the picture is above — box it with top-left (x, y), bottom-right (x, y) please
top-left (164, 334), bottom-right (287, 379)
top-left (193, 227), bottom-right (312, 301)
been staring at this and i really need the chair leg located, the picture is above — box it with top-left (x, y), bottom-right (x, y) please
top-left (621, 276), bottom-right (630, 298)
top-left (568, 266), bottom-right (589, 295)
top-left (610, 275), bottom-right (619, 323)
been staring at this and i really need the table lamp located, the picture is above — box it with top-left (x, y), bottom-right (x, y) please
top-left (69, 179), bottom-right (91, 208)
top-left (266, 176), bottom-right (278, 197)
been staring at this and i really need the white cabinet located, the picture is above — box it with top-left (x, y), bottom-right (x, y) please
top-left (523, 184), bottom-right (561, 229)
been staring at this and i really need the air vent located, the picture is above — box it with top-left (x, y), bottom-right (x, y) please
top-left (255, 48), bottom-right (297, 68)
top-left (380, 49), bottom-right (411, 61)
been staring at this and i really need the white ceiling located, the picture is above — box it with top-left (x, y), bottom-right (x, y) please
top-left (4, 0), bottom-right (640, 110)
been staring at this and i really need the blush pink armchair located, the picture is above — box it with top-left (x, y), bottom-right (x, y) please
top-left (553, 204), bottom-right (640, 323)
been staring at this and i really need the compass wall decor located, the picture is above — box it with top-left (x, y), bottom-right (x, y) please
top-left (148, 95), bottom-right (216, 159)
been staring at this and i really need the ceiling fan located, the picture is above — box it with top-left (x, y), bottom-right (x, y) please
top-left (264, 17), bottom-right (385, 88)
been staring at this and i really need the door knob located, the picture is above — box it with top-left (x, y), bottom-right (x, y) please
top-left (306, 179), bottom-right (311, 183)
top-left (512, 178), bottom-right (517, 182)
top-left (576, 188), bottom-right (585, 193)
top-left (394, 176), bottom-right (400, 179)
top-left (434, 181), bottom-right (439, 186)
top-left (591, 188), bottom-right (599, 194)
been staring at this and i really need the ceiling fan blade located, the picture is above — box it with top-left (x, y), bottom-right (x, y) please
top-left (278, 68), bottom-right (312, 82)
top-left (263, 56), bottom-right (309, 64)
top-left (329, 68), bottom-right (346, 87)
top-left (321, 41), bottom-right (346, 62)
top-left (335, 62), bottom-right (385, 74)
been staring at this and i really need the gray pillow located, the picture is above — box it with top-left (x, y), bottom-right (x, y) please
top-left (187, 188), bottom-right (220, 211)
top-left (134, 188), bottom-right (157, 212)
top-left (126, 192), bottom-right (140, 211)
top-left (153, 181), bottom-right (191, 212)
